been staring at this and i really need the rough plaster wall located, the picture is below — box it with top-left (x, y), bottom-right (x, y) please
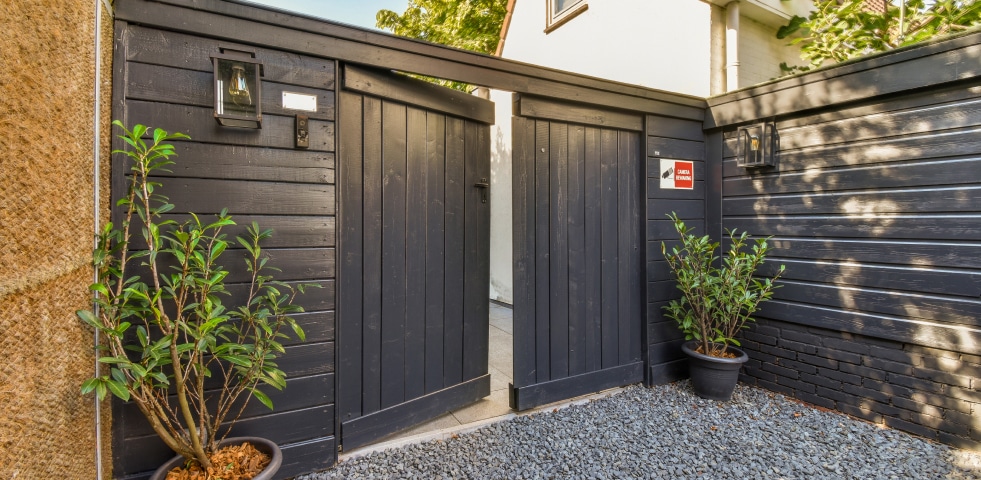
top-left (737, 15), bottom-right (802, 88)
top-left (488, 89), bottom-right (513, 305)
top-left (0, 0), bottom-right (113, 477)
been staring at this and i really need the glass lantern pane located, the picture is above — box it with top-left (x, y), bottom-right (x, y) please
top-left (216, 59), bottom-right (258, 118)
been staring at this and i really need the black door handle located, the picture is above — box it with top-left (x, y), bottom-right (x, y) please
top-left (474, 178), bottom-right (489, 203)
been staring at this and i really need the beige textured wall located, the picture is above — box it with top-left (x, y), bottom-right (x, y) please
top-left (0, 0), bottom-right (113, 478)
top-left (738, 15), bottom-right (803, 88)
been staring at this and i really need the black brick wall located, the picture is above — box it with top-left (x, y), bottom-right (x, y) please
top-left (740, 319), bottom-right (981, 449)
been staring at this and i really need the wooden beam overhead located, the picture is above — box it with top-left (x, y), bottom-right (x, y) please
top-left (115, 0), bottom-right (706, 121)
top-left (706, 31), bottom-right (981, 129)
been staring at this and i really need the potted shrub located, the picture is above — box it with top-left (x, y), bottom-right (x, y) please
top-left (661, 213), bottom-right (784, 401)
top-left (78, 122), bottom-right (314, 479)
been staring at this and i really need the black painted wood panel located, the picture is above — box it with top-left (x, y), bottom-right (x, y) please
top-left (644, 114), bottom-right (707, 385)
top-left (716, 82), bottom-right (981, 355)
top-left (462, 121), bottom-right (491, 382)
top-left (774, 280), bottom-right (981, 328)
top-left (336, 71), bottom-right (491, 449)
top-left (128, 101), bottom-right (334, 151)
top-left (583, 127), bottom-right (603, 372)
top-left (510, 117), bottom-right (645, 409)
top-left (124, 25), bottom-right (337, 89)
top-left (337, 91), bottom-right (363, 424)
top-left (512, 116), bottom-right (538, 388)
top-left (113, 21), bottom-right (337, 479)
top-left (380, 100), bottom-right (408, 409)
top-left (723, 156), bottom-right (981, 197)
top-left (405, 106), bottom-right (428, 401)
top-left (600, 128), bottom-right (619, 370)
top-left (164, 142), bottom-right (333, 183)
top-left (127, 62), bottom-right (335, 120)
top-left (361, 95), bottom-right (384, 416)
top-left (344, 65), bottom-right (494, 124)
top-left (424, 112), bottom-right (447, 394)
top-left (549, 122), bottom-right (570, 380)
top-left (764, 237), bottom-right (981, 269)
top-left (158, 214), bottom-right (334, 248)
top-left (515, 94), bottom-right (644, 131)
top-left (724, 186), bottom-right (981, 216)
top-left (444, 116), bottom-right (467, 387)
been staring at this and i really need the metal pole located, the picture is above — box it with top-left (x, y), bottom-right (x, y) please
top-left (725, 1), bottom-right (740, 92)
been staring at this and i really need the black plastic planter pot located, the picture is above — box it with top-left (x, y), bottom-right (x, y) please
top-left (149, 436), bottom-right (282, 480)
top-left (682, 340), bottom-right (749, 401)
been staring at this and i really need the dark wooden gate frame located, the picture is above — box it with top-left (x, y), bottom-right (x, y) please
top-left (336, 64), bottom-right (494, 450)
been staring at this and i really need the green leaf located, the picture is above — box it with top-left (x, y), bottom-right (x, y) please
top-left (76, 309), bottom-right (103, 329)
top-left (106, 379), bottom-right (131, 401)
top-left (80, 378), bottom-right (101, 396)
top-left (777, 15), bottom-right (807, 39)
top-left (95, 381), bottom-right (107, 401)
top-left (136, 326), bottom-right (148, 347)
top-left (225, 355), bottom-right (253, 368)
top-left (251, 388), bottom-right (274, 410)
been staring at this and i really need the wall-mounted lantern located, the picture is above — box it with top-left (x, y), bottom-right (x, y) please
top-left (212, 48), bottom-right (263, 128)
top-left (736, 122), bottom-right (776, 168)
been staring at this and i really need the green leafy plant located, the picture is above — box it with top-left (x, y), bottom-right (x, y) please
top-left (376, 0), bottom-right (508, 91)
top-left (78, 121), bottom-right (313, 469)
top-left (778, 0), bottom-right (981, 74)
top-left (660, 213), bottom-right (785, 358)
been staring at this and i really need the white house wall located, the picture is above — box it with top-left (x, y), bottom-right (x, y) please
top-left (489, 88), bottom-right (514, 304)
top-left (501, 0), bottom-right (714, 97)
top-left (737, 15), bottom-right (803, 88)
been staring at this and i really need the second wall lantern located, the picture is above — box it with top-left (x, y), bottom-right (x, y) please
top-left (212, 48), bottom-right (263, 128)
top-left (736, 122), bottom-right (776, 168)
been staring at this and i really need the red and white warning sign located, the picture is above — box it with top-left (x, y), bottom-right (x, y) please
top-left (659, 159), bottom-right (694, 190)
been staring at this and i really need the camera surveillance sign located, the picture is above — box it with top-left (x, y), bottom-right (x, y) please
top-left (659, 159), bottom-right (694, 189)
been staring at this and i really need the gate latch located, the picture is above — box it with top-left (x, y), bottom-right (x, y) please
top-left (474, 178), bottom-right (489, 203)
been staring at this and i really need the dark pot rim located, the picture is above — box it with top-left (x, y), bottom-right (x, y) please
top-left (681, 340), bottom-right (749, 364)
top-left (149, 436), bottom-right (282, 480)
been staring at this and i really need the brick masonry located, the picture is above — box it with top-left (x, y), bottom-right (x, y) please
top-left (740, 319), bottom-right (981, 450)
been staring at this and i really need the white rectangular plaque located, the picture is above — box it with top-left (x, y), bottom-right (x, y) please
top-left (282, 91), bottom-right (318, 112)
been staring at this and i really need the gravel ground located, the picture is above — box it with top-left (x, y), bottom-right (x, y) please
top-left (299, 382), bottom-right (981, 479)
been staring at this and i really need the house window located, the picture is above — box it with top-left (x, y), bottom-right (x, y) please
top-left (546, 0), bottom-right (587, 33)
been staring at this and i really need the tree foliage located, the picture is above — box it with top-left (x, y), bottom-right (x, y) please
top-left (779, 0), bottom-right (981, 73)
top-left (376, 0), bottom-right (508, 91)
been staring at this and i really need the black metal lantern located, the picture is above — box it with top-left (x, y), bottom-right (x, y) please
top-left (736, 122), bottom-right (776, 168)
top-left (212, 49), bottom-right (263, 128)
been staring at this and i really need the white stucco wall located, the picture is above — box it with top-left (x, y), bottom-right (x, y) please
top-left (737, 14), bottom-right (803, 88)
top-left (501, 0), bottom-right (714, 97)
top-left (488, 89), bottom-right (514, 304)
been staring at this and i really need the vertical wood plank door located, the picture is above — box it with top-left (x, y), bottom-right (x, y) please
top-left (337, 66), bottom-right (493, 451)
top-left (511, 109), bottom-right (645, 411)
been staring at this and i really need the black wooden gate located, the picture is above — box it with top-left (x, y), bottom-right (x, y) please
top-left (510, 95), bottom-right (646, 410)
top-left (336, 66), bottom-right (493, 450)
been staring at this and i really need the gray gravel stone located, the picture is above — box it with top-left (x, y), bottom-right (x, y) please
top-left (298, 382), bottom-right (981, 479)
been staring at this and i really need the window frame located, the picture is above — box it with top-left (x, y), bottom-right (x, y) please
top-left (545, 0), bottom-right (588, 33)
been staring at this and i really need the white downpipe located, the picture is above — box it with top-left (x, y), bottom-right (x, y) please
top-left (725, 1), bottom-right (740, 92)
top-left (92, 0), bottom-right (105, 477)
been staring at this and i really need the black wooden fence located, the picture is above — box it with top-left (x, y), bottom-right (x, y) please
top-left (109, 0), bottom-right (981, 477)
top-left (704, 33), bottom-right (981, 448)
top-left (110, 0), bottom-right (701, 478)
